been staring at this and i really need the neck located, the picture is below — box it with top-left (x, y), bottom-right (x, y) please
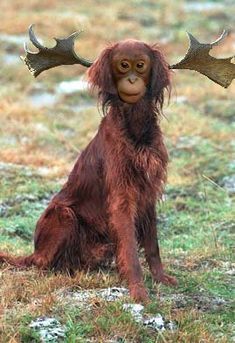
top-left (110, 99), bottom-right (158, 147)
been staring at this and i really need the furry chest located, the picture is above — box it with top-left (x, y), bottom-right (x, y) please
top-left (132, 148), bottom-right (161, 178)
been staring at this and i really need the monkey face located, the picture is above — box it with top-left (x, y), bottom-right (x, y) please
top-left (111, 41), bottom-right (151, 104)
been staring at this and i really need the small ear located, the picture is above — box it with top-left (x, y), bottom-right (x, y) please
top-left (87, 45), bottom-right (116, 94)
top-left (148, 45), bottom-right (171, 107)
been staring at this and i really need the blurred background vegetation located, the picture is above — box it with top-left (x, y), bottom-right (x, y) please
top-left (0, 0), bottom-right (234, 342)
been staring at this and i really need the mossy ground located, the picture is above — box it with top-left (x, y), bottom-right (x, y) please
top-left (0, 0), bottom-right (234, 342)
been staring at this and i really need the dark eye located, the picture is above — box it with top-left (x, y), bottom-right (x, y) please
top-left (136, 62), bottom-right (145, 69)
top-left (120, 61), bottom-right (130, 69)
top-left (118, 60), bottom-right (131, 72)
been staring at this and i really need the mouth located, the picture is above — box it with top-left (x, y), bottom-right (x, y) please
top-left (120, 91), bottom-right (140, 97)
top-left (118, 88), bottom-right (146, 104)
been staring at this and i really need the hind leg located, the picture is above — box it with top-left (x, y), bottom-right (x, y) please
top-left (31, 204), bottom-right (83, 272)
top-left (85, 243), bottom-right (115, 270)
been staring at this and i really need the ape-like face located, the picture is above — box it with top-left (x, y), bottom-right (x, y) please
top-left (88, 39), bottom-right (170, 111)
top-left (111, 41), bottom-right (151, 104)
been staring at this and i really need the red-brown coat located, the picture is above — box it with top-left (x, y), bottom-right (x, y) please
top-left (0, 40), bottom-right (177, 302)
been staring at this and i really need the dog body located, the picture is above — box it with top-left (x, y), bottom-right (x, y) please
top-left (0, 41), bottom-right (177, 301)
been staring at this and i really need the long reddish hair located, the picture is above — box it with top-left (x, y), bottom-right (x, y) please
top-left (88, 42), bottom-right (171, 115)
top-left (0, 39), bottom-right (177, 303)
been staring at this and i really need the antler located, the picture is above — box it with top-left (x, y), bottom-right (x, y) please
top-left (21, 25), bottom-right (93, 77)
top-left (170, 30), bottom-right (235, 88)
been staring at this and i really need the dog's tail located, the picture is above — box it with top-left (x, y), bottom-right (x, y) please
top-left (0, 252), bottom-right (34, 268)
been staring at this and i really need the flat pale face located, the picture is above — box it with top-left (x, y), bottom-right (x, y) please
top-left (111, 40), bottom-right (152, 103)
top-left (111, 40), bottom-right (151, 84)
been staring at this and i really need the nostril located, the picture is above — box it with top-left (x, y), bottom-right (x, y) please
top-left (128, 76), bottom-right (137, 84)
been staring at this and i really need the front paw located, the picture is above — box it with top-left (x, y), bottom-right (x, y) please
top-left (154, 272), bottom-right (178, 287)
top-left (130, 283), bottom-right (149, 303)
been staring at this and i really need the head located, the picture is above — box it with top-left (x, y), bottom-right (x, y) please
top-left (111, 40), bottom-right (151, 104)
top-left (88, 39), bottom-right (171, 113)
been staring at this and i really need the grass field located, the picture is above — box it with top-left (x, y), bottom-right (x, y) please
top-left (0, 0), bottom-right (234, 342)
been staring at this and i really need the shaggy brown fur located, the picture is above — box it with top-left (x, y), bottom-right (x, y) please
top-left (0, 40), bottom-right (177, 302)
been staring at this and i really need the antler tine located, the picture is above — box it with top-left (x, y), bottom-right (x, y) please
top-left (210, 30), bottom-right (228, 46)
top-left (28, 24), bottom-right (45, 50)
top-left (21, 25), bottom-right (93, 77)
top-left (170, 31), bottom-right (235, 88)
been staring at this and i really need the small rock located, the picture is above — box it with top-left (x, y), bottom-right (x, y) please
top-left (58, 287), bottom-right (177, 332)
top-left (59, 287), bottom-right (129, 305)
top-left (122, 303), bottom-right (144, 322)
top-left (123, 303), bottom-right (177, 331)
top-left (99, 287), bottom-right (129, 301)
top-left (222, 175), bottom-right (235, 194)
top-left (144, 314), bottom-right (165, 331)
top-left (29, 317), bottom-right (65, 342)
